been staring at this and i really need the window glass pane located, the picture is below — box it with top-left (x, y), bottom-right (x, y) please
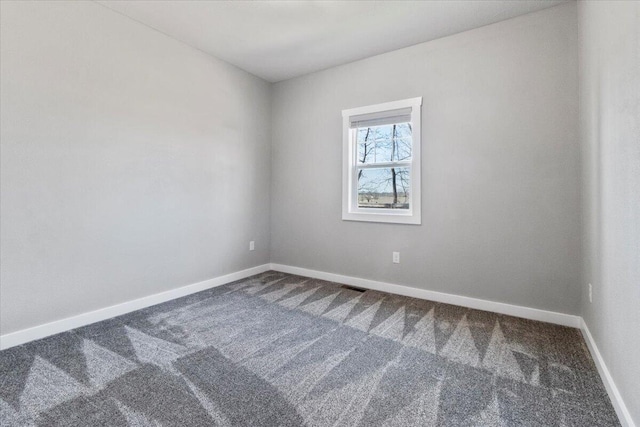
top-left (356, 123), bottom-right (412, 163)
top-left (357, 167), bottom-right (410, 209)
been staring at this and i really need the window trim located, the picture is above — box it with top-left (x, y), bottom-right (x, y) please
top-left (342, 97), bottom-right (422, 225)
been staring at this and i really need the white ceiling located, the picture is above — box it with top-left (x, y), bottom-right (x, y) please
top-left (97, 0), bottom-right (568, 82)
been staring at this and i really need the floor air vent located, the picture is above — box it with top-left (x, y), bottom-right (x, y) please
top-left (341, 284), bottom-right (366, 293)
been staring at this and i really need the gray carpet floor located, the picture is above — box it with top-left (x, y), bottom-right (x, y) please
top-left (0, 271), bottom-right (620, 426)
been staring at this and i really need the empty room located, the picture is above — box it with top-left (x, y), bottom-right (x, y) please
top-left (1, 0), bottom-right (638, 426)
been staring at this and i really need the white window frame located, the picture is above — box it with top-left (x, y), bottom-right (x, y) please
top-left (342, 97), bottom-right (422, 224)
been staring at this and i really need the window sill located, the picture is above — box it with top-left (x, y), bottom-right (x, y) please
top-left (342, 211), bottom-right (421, 225)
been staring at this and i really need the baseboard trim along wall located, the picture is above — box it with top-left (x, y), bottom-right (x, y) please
top-left (1, 262), bottom-right (631, 426)
top-left (581, 319), bottom-right (636, 427)
top-left (269, 263), bottom-right (582, 328)
top-left (0, 263), bottom-right (271, 350)
top-left (271, 263), bottom-right (632, 426)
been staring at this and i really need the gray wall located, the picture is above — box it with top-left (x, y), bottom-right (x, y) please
top-left (579, 1), bottom-right (640, 423)
top-left (271, 4), bottom-right (581, 315)
top-left (0, 1), bottom-right (271, 335)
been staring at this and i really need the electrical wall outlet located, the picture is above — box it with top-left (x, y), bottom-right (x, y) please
top-left (249, 241), bottom-right (255, 251)
top-left (392, 252), bottom-right (400, 264)
top-left (588, 283), bottom-right (592, 303)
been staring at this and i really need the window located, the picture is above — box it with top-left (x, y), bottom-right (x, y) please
top-left (342, 97), bottom-right (422, 224)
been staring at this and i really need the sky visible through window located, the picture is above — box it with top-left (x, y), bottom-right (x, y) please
top-left (356, 122), bottom-right (412, 209)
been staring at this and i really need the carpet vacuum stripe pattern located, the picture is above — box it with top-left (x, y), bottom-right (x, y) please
top-left (0, 271), bottom-right (619, 426)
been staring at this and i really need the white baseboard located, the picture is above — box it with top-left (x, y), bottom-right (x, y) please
top-left (581, 319), bottom-right (636, 427)
top-left (1, 262), bottom-right (631, 426)
top-left (0, 264), bottom-right (271, 350)
top-left (269, 264), bottom-right (634, 426)
top-left (269, 263), bottom-right (582, 328)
